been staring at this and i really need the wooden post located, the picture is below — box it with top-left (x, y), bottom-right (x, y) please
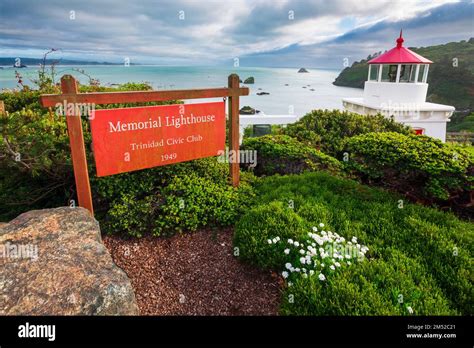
top-left (228, 74), bottom-right (240, 187)
top-left (61, 75), bottom-right (94, 215)
top-left (0, 100), bottom-right (4, 115)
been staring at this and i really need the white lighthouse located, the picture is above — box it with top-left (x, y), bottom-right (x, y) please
top-left (342, 31), bottom-right (455, 141)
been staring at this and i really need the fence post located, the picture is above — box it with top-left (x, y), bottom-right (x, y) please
top-left (228, 74), bottom-right (240, 187)
top-left (61, 75), bottom-right (94, 215)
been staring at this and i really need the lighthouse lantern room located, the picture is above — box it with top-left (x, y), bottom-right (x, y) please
top-left (342, 31), bottom-right (455, 141)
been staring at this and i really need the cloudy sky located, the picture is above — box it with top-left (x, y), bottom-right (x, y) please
top-left (0, 0), bottom-right (473, 68)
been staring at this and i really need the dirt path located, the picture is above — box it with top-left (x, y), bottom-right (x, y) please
top-left (103, 228), bottom-right (281, 315)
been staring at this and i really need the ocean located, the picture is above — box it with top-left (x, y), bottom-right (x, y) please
top-left (0, 65), bottom-right (362, 116)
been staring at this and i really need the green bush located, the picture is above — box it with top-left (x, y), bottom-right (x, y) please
top-left (281, 249), bottom-right (456, 315)
top-left (233, 171), bottom-right (474, 315)
top-left (241, 134), bottom-right (342, 176)
top-left (345, 132), bottom-right (473, 203)
top-left (283, 109), bottom-right (411, 157)
top-left (233, 201), bottom-right (308, 268)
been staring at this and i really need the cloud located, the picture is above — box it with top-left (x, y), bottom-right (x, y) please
top-left (0, 0), bottom-right (471, 67)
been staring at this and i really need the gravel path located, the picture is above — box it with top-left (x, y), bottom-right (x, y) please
top-left (103, 228), bottom-right (282, 315)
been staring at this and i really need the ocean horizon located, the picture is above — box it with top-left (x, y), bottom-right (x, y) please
top-left (0, 65), bottom-right (363, 116)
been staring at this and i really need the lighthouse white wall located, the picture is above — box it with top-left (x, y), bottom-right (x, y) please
top-left (402, 121), bottom-right (447, 142)
top-left (363, 81), bottom-right (428, 105)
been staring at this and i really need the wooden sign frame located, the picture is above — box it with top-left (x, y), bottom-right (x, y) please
top-left (40, 74), bottom-right (249, 216)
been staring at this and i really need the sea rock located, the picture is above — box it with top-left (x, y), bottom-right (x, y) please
top-left (240, 106), bottom-right (256, 115)
top-left (243, 77), bottom-right (255, 84)
top-left (0, 207), bottom-right (138, 315)
top-left (298, 68), bottom-right (309, 73)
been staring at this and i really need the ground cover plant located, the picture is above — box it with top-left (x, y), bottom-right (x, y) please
top-left (234, 171), bottom-right (474, 315)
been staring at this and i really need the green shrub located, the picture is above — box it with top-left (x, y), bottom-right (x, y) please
top-left (345, 132), bottom-right (473, 203)
top-left (281, 249), bottom-right (456, 315)
top-left (233, 201), bottom-right (308, 269)
top-left (241, 134), bottom-right (342, 176)
top-left (96, 157), bottom-right (255, 237)
top-left (233, 171), bottom-right (474, 315)
top-left (284, 109), bottom-right (411, 157)
top-left (155, 172), bottom-right (255, 235)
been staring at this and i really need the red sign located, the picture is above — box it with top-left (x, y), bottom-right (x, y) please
top-left (90, 102), bottom-right (225, 176)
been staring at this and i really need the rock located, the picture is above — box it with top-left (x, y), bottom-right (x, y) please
top-left (298, 68), bottom-right (309, 73)
top-left (256, 92), bottom-right (270, 96)
top-left (240, 106), bottom-right (256, 115)
top-left (0, 207), bottom-right (138, 315)
top-left (243, 77), bottom-right (255, 84)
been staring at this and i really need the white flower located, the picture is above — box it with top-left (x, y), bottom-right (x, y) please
top-left (407, 306), bottom-right (414, 314)
top-left (300, 257), bottom-right (306, 264)
top-left (345, 254), bottom-right (351, 259)
top-left (312, 226), bottom-right (318, 232)
top-left (319, 223), bottom-right (325, 228)
top-left (302, 268), bottom-right (307, 273)
top-left (288, 282), bottom-right (293, 287)
top-left (272, 238), bottom-right (278, 243)
top-left (351, 236), bottom-right (358, 243)
top-left (318, 273), bottom-right (326, 281)
top-left (275, 237), bottom-right (280, 242)
top-left (321, 263), bottom-right (325, 267)
top-left (294, 241), bottom-right (300, 247)
top-left (282, 271), bottom-right (289, 279)
top-left (295, 268), bottom-right (300, 272)
top-left (300, 249), bottom-right (305, 255)
top-left (309, 270), bottom-right (315, 276)
top-left (335, 262), bottom-right (341, 267)
top-left (267, 239), bottom-right (272, 244)
top-left (285, 263), bottom-right (292, 269)
top-left (347, 261), bottom-right (351, 265)
top-left (288, 239), bottom-right (294, 244)
top-left (302, 273), bottom-right (308, 278)
top-left (284, 248), bottom-right (290, 255)
top-left (330, 265), bottom-right (335, 270)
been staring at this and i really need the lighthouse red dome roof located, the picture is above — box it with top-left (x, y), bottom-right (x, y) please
top-left (368, 31), bottom-right (433, 64)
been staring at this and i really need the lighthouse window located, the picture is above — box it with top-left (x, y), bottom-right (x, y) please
top-left (388, 65), bottom-right (398, 82)
top-left (369, 64), bottom-right (379, 81)
top-left (381, 65), bottom-right (391, 82)
top-left (417, 64), bottom-right (426, 82)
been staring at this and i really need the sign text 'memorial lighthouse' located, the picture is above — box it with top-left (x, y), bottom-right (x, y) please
top-left (342, 31), bottom-right (455, 141)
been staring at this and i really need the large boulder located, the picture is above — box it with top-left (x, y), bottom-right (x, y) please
top-left (0, 207), bottom-right (138, 315)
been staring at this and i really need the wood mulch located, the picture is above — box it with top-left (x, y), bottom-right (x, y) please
top-left (103, 228), bottom-right (282, 315)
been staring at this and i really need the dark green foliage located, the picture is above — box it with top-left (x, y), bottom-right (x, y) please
top-left (283, 109), bottom-right (411, 156)
top-left (241, 134), bottom-right (342, 176)
top-left (233, 201), bottom-right (308, 268)
top-left (102, 163), bottom-right (255, 237)
top-left (448, 112), bottom-right (474, 132)
top-left (233, 171), bottom-right (474, 315)
top-left (345, 132), bottom-right (473, 202)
